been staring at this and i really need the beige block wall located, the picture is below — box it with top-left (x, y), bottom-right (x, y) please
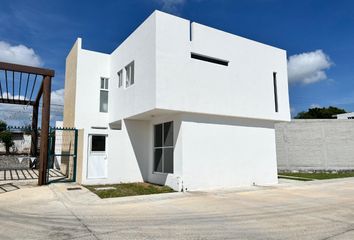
top-left (63, 39), bottom-right (80, 128)
top-left (62, 39), bottom-right (81, 180)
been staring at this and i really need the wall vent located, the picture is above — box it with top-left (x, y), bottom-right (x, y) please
top-left (191, 53), bottom-right (229, 66)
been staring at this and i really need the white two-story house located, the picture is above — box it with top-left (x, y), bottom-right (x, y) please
top-left (63, 10), bottom-right (290, 191)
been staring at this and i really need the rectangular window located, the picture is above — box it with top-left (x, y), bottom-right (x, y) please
top-left (117, 70), bottom-right (123, 88)
top-left (91, 135), bottom-right (106, 152)
top-left (191, 53), bottom-right (229, 66)
top-left (153, 121), bottom-right (173, 173)
top-left (100, 77), bottom-right (109, 113)
top-left (273, 72), bottom-right (278, 112)
top-left (125, 61), bottom-right (134, 88)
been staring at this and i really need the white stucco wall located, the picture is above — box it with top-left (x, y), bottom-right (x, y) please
top-left (72, 39), bottom-right (150, 185)
top-left (154, 11), bottom-right (289, 122)
top-left (180, 114), bottom-right (278, 191)
top-left (109, 12), bottom-right (157, 122)
top-left (82, 120), bottom-right (149, 185)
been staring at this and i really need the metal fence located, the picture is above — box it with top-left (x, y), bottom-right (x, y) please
top-left (48, 127), bottom-right (78, 183)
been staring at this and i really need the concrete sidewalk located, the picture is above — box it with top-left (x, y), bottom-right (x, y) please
top-left (1, 178), bottom-right (354, 239)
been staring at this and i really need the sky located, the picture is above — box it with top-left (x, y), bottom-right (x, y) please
top-left (0, 0), bottom-right (353, 125)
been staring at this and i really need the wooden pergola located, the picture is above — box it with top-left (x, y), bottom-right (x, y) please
top-left (0, 61), bottom-right (54, 185)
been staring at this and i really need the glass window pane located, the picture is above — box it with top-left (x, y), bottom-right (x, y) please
top-left (100, 78), bottom-right (104, 89)
top-left (105, 78), bottom-right (109, 89)
top-left (91, 136), bottom-right (105, 151)
top-left (100, 90), bottom-right (108, 112)
top-left (130, 63), bottom-right (134, 85)
top-left (163, 148), bottom-right (174, 173)
top-left (154, 124), bottom-right (162, 147)
top-left (154, 149), bottom-right (163, 172)
top-left (118, 71), bottom-right (122, 87)
top-left (163, 122), bottom-right (173, 147)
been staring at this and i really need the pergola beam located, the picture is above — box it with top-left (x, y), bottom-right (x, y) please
top-left (0, 62), bottom-right (54, 77)
top-left (0, 99), bottom-right (35, 105)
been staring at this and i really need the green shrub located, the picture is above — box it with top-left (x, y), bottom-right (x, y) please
top-left (0, 131), bottom-right (14, 154)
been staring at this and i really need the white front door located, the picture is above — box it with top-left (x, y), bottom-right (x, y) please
top-left (87, 135), bottom-right (107, 179)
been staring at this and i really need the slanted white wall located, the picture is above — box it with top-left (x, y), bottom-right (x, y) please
top-left (180, 114), bottom-right (278, 191)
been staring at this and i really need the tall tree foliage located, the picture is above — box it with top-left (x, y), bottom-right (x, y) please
top-left (295, 106), bottom-right (347, 119)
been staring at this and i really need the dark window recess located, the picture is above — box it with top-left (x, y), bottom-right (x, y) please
top-left (273, 72), bottom-right (278, 112)
top-left (191, 53), bottom-right (229, 66)
top-left (153, 121), bottom-right (174, 174)
top-left (189, 21), bottom-right (193, 41)
top-left (91, 135), bottom-right (106, 151)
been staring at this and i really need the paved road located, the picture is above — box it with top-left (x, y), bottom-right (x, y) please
top-left (1, 178), bottom-right (354, 240)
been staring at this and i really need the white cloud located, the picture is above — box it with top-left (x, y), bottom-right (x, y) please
top-left (310, 104), bottom-right (321, 109)
top-left (288, 50), bottom-right (332, 85)
top-left (0, 41), bottom-right (42, 67)
top-left (51, 88), bottom-right (64, 106)
top-left (156, 0), bottom-right (186, 13)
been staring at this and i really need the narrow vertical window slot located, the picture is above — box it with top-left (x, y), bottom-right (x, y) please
top-left (189, 21), bottom-right (192, 41)
top-left (273, 72), bottom-right (278, 113)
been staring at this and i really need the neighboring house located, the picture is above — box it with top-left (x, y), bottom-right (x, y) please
top-left (63, 11), bottom-right (290, 191)
top-left (335, 112), bottom-right (354, 119)
top-left (0, 129), bottom-right (31, 154)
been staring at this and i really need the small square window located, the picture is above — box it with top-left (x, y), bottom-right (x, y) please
top-left (91, 135), bottom-right (106, 152)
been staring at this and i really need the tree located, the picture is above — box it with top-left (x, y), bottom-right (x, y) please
top-left (0, 120), bottom-right (6, 132)
top-left (295, 106), bottom-right (347, 119)
top-left (0, 120), bottom-right (14, 154)
top-left (0, 131), bottom-right (14, 154)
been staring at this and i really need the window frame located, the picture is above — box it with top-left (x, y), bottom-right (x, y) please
top-left (117, 70), bottom-right (123, 88)
top-left (99, 77), bottom-right (109, 113)
top-left (125, 61), bottom-right (134, 88)
top-left (153, 121), bottom-right (174, 174)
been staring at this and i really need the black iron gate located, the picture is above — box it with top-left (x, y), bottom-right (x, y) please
top-left (47, 127), bottom-right (78, 183)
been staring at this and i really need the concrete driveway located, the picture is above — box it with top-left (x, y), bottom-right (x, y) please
top-left (1, 178), bottom-right (354, 240)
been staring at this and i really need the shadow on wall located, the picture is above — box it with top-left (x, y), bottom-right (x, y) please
top-left (125, 119), bottom-right (161, 183)
top-left (182, 113), bottom-right (276, 129)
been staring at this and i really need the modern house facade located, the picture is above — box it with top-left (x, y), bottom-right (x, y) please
top-left (63, 11), bottom-right (290, 191)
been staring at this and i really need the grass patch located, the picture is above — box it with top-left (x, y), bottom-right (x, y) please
top-left (279, 172), bottom-right (354, 180)
top-left (85, 182), bottom-right (175, 199)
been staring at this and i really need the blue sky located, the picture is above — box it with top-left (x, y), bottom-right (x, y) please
top-left (0, 0), bottom-right (353, 124)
